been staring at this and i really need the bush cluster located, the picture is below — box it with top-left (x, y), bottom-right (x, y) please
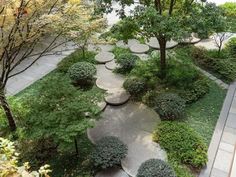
top-left (226, 37), bottom-right (236, 56)
top-left (68, 62), bottom-right (96, 86)
top-left (123, 77), bottom-right (146, 96)
top-left (137, 159), bottom-right (176, 177)
top-left (178, 78), bottom-right (210, 103)
top-left (116, 53), bottom-right (139, 73)
top-left (153, 121), bottom-right (208, 168)
top-left (153, 93), bottom-right (186, 120)
top-left (57, 50), bottom-right (96, 73)
top-left (191, 47), bottom-right (236, 83)
top-left (90, 136), bottom-right (128, 169)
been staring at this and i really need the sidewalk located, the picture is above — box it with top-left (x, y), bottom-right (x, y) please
top-left (199, 82), bottom-right (236, 177)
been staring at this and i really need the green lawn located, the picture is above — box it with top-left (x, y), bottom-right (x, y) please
top-left (184, 82), bottom-right (226, 145)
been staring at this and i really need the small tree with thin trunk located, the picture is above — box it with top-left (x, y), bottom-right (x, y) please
top-left (0, 0), bottom-right (104, 131)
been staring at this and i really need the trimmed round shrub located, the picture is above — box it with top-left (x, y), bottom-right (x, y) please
top-left (153, 93), bottom-right (186, 120)
top-left (68, 62), bottom-right (96, 86)
top-left (123, 77), bottom-right (146, 96)
top-left (226, 37), bottom-right (236, 56)
top-left (90, 136), bottom-right (128, 169)
top-left (116, 53), bottom-right (139, 73)
top-left (137, 159), bottom-right (176, 177)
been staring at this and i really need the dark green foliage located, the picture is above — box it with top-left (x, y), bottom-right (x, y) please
top-left (57, 50), bottom-right (96, 73)
top-left (153, 122), bottom-right (208, 168)
top-left (226, 37), bottom-right (236, 56)
top-left (100, 17), bottom-right (139, 42)
top-left (91, 136), bottom-right (128, 169)
top-left (191, 47), bottom-right (236, 83)
top-left (68, 62), bottom-right (96, 86)
top-left (123, 77), bottom-right (146, 96)
top-left (116, 53), bottom-right (139, 73)
top-left (178, 78), bottom-right (210, 104)
top-left (22, 72), bottom-right (103, 150)
top-left (137, 159), bottom-right (176, 177)
top-left (130, 57), bottom-right (160, 88)
top-left (153, 93), bottom-right (186, 120)
top-left (112, 47), bottom-right (131, 59)
top-left (165, 62), bottom-right (199, 88)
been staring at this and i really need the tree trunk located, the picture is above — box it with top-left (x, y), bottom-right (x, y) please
top-left (74, 137), bottom-right (79, 156)
top-left (0, 89), bottom-right (16, 131)
top-left (158, 37), bottom-right (167, 79)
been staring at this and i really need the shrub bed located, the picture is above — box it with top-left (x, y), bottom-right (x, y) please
top-left (153, 121), bottom-right (208, 168)
top-left (137, 159), bottom-right (176, 177)
top-left (153, 93), bottom-right (186, 120)
top-left (191, 47), bottom-right (236, 83)
top-left (90, 136), bottom-right (128, 169)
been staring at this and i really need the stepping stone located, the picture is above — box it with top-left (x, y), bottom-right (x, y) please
top-left (146, 37), bottom-right (178, 49)
top-left (128, 39), bottom-right (140, 47)
top-left (122, 136), bottom-right (167, 177)
top-left (116, 40), bottom-right (129, 49)
top-left (95, 168), bottom-right (129, 177)
top-left (105, 60), bottom-right (119, 70)
top-left (95, 52), bottom-right (115, 64)
top-left (95, 65), bottom-right (125, 91)
top-left (134, 54), bottom-right (149, 61)
top-left (88, 44), bottom-right (99, 52)
top-left (130, 44), bottom-right (149, 54)
top-left (97, 44), bottom-right (115, 52)
top-left (105, 90), bottom-right (130, 106)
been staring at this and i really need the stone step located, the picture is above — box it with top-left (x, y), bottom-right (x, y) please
top-left (229, 144), bottom-right (236, 177)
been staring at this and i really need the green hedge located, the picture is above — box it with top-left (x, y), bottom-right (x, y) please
top-left (153, 121), bottom-right (208, 168)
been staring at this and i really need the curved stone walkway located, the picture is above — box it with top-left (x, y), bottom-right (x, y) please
top-left (90, 44), bottom-right (166, 177)
top-left (88, 103), bottom-right (167, 177)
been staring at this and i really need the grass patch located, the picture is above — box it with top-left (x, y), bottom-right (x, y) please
top-left (184, 81), bottom-right (226, 145)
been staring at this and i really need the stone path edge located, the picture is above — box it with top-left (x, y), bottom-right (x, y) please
top-left (199, 82), bottom-right (236, 177)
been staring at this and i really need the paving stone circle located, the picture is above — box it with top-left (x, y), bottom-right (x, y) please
top-left (97, 101), bottom-right (107, 112)
top-left (95, 65), bottom-right (125, 91)
top-left (105, 60), bottom-right (119, 70)
top-left (105, 90), bottom-right (131, 106)
top-left (95, 168), bottom-right (129, 177)
top-left (130, 44), bottom-right (150, 54)
top-left (128, 39), bottom-right (140, 47)
top-left (116, 40), bottom-right (129, 49)
top-left (87, 102), bottom-right (167, 177)
top-left (146, 37), bottom-right (178, 49)
top-left (95, 52), bottom-right (115, 64)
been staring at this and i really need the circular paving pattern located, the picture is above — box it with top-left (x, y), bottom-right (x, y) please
top-left (95, 65), bottom-right (125, 91)
top-left (128, 39), bottom-right (140, 47)
top-left (146, 37), bottom-right (178, 49)
top-left (97, 101), bottom-right (107, 112)
top-left (95, 52), bottom-right (115, 64)
top-left (105, 60), bottom-right (119, 70)
top-left (130, 44), bottom-right (149, 54)
top-left (116, 40), bottom-right (129, 49)
top-left (105, 90), bottom-right (130, 106)
top-left (95, 168), bottom-right (129, 177)
top-left (88, 102), bottom-right (167, 177)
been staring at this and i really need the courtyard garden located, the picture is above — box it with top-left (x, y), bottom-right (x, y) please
top-left (1, 0), bottom-right (236, 177)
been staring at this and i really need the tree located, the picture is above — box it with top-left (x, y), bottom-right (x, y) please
top-left (0, 0), bottom-right (104, 131)
top-left (0, 137), bottom-right (51, 177)
top-left (97, 0), bottom-right (226, 77)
